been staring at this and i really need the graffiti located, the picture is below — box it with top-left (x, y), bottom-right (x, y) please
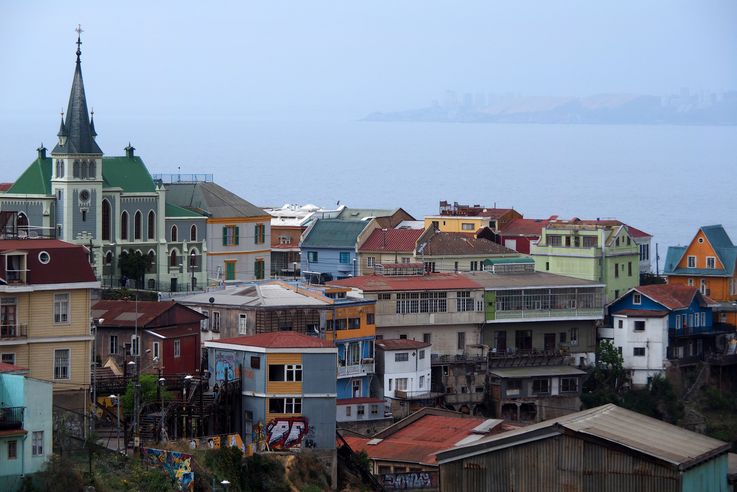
top-left (213, 351), bottom-right (240, 382)
top-left (141, 447), bottom-right (194, 491)
top-left (303, 424), bottom-right (317, 449)
top-left (187, 433), bottom-right (245, 452)
top-left (382, 471), bottom-right (437, 490)
top-left (266, 416), bottom-right (308, 449)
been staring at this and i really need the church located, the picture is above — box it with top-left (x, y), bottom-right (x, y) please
top-left (0, 29), bottom-right (210, 291)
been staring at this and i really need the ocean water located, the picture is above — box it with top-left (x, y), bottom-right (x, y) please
top-left (2, 116), bottom-right (737, 271)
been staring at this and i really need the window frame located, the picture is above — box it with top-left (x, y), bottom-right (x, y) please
top-left (53, 293), bottom-right (70, 324)
top-left (53, 348), bottom-right (70, 380)
top-left (7, 439), bottom-right (17, 459)
top-left (633, 347), bottom-right (646, 357)
top-left (32, 431), bottom-right (44, 457)
top-left (173, 339), bottom-right (181, 358)
top-left (394, 352), bottom-right (409, 362)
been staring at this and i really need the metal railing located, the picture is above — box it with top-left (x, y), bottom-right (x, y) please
top-left (0, 406), bottom-right (24, 430)
top-left (337, 361), bottom-right (375, 377)
top-left (0, 324), bottom-right (27, 339)
top-left (152, 173), bottom-right (213, 184)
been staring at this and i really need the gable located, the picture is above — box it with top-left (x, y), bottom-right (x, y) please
top-left (609, 289), bottom-right (670, 314)
top-left (677, 230), bottom-right (724, 270)
top-left (6, 157), bottom-right (52, 195)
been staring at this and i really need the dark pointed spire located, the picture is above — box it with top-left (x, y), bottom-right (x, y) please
top-left (52, 25), bottom-right (103, 156)
top-left (57, 112), bottom-right (67, 137)
top-left (90, 109), bottom-right (97, 137)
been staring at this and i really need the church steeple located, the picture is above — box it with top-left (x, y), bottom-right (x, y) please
top-left (52, 25), bottom-right (103, 156)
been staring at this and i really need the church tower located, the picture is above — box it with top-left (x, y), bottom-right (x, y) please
top-left (50, 26), bottom-right (104, 258)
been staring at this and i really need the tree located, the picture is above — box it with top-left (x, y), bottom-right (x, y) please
top-left (118, 249), bottom-right (153, 289)
top-left (581, 340), bottom-right (630, 408)
top-left (121, 374), bottom-right (173, 416)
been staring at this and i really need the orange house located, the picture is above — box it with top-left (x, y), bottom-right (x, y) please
top-left (664, 225), bottom-right (737, 327)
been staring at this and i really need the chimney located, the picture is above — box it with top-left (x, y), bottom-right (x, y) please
top-left (124, 143), bottom-right (135, 158)
top-left (36, 145), bottom-right (47, 160)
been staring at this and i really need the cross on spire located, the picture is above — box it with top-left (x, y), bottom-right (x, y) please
top-left (75, 24), bottom-right (83, 62)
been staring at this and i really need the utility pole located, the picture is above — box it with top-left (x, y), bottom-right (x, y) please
top-left (133, 292), bottom-right (141, 453)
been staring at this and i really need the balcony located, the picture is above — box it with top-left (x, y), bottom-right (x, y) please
top-left (0, 324), bottom-right (28, 340)
top-left (492, 307), bottom-right (603, 321)
top-left (669, 323), bottom-right (735, 338)
top-left (0, 406), bottom-right (24, 430)
top-left (337, 360), bottom-right (375, 378)
top-left (394, 389), bottom-right (442, 400)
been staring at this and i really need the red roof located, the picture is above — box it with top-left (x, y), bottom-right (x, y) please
top-left (328, 273), bottom-right (482, 292)
top-left (216, 331), bottom-right (335, 349)
top-left (147, 325), bottom-right (201, 339)
top-left (376, 339), bottom-right (430, 350)
top-left (500, 218), bottom-right (550, 237)
top-left (0, 183), bottom-right (14, 192)
top-left (0, 240), bottom-right (96, 284)
top-left (343, 414), bottom-right (488, 465)
top-left (636, 284), bottom-right (699, 310)
top-left (359, 228), bottom-right (424, 253)
top-left (337, 397), bottom-right (386, 405)
top-left (91, 300), bottom-right (197, 328)
top-left (0, 362), bottom-right (29, 373)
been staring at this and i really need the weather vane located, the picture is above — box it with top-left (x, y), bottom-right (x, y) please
top-left (75, 24), bottom-right (83, 61)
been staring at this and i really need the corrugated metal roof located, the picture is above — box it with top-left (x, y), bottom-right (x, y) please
top-left (489, 365), bottom-right (586, 378)
top-left (166, 182), bottom-right (267, 218)
top-left (328, 272), bottom-right (482, 292)
top-left (215, 331), bottom-right (335, 348)
top-left (301, 219), bottom-right (369, 249)
top-left (376, 339), bottom-right (431, 350)
top-left (437, 404), bottom-right (730, 470)
top-left (462, 271), bottom-right (604, 289)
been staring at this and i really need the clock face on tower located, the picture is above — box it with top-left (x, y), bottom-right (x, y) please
top-left (79, 190), bottom-right (90, 202)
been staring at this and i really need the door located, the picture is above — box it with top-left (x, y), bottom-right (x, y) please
top-left (544, 333), bottom-right (556, 352)
top-left (170, 277), bottom-right (178, 292)
top-left (495, 331), bottom-right (507, 352)
top-left (225, 261), bottom-right (236, 281)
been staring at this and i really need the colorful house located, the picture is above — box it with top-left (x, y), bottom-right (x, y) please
top-left (300, 219), bottom-right (370, 281)
top-left (0, 240), bottom-right (98, 412)
top-left (0, 364), bottom-right (53, 491)
top-left (606, 284), bottom-right (725, 386)
top-left (664, 225), bottom-right (737, 327)
top-left (530, 220), bottom-right (640, 301)
top-left (356, 227), bottom-right (425, 275)
top-left (426, 201), bottom-right (522, 233)
top-left (415, 227), bottom-right (521, 273)
top-left (204, 332), bottom-right (337, 450)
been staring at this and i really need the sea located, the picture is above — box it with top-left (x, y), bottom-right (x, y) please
top-left (2, 115), bottom-right (736, 272)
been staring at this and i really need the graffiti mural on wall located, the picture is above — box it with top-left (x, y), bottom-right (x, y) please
top-left (266, 416), bottom-right (308, 449)
top-left (382, 471), bottom-right (437, 490)
top-left (213, 351), bottom-right (240, 382)
top-left (141, 447), bottom-right (194, 491)
top-left (187, 433), bottom-right (246, 453)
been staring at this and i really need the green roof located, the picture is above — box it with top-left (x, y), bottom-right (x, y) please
top-left (7, 157), bottom-right (52, 195)
top-left (102, 156), bottom-right (156, 192)
top-left (336, 207), bottom-right (397, 221)
top-left (165, 202), bottom-right (205, 218)
top-left (4, 155), bottom-right (157, 195)
top-left (301, 219), bottom-right (369, 249)
top-left (483, 257), bottom-right (535, 265)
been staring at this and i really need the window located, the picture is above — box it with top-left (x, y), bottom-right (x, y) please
top-left (8, 440), bottom-right (17, 459)
top-left (687, 256), bottom-right (696, 268)
top-left (345, 406), bottom-right (352, 417)
top-left (570, 327), bottom-right (578, 345)
top-left (456, 291), bottom-right (474, 312)
top-left (419, 375), bottom-right (425, 388)
top-left (470, 261), bottom-right (478, 271)
top-left (120, 211), bottom-right (128, 240)
top-left (268, 364), bottom-right (302, 382)
top-left (148, 211), bottom-right (155, 239)
top-left (171, 225), bottom-right (178, 242)
top-left (633, 347), bottom-right (646, 356)
top-left (367, 256), bottom-right (375, 267)
top-left (366, 313), bottom-right (375, 325)
top-left (153, 341), bottom-right (160, 360)
top-left (515, 330), bottom-right (532, 351)
top-left (583, 236), bottom-right (598, 248)
top-left (134, 211), bottom-right (142, 240)
top-left (255, 259), bottom-right (265, 280)
top-left (268, 397), bottom-right (302, 414)
top-left (395, 378), bottom-right (408, 391)
top-left (559, 332), bottom-right (567, 343)
top-left (348, 317), bottom-right (361, 329)
top-left (633, 293), bottom-right (641, 305)
top-left (628, 261), bottom-right (633, 277)
top-left (395, 352), bottom-right (409, 362)
top-left (676, 315), bottom-right (682, 329)
top-left (1, 353), bottom-right (15, 365)
top-left (560, 377), bottom-right (578, 393)
top-left (532, 379), bottom-right (549, 394)
top-left (173, 339), bottom-right (181, 358)
top-left (109, 335), bottom-right (118, 355)
top-left (339, 252), bottom-right (351, 264)
top-left (700, 279), bottom-right (708, 295)
top-left (53, 293), bottom-right (69, 323)
top-left (221, 225), bottom-right (238, 246)
top-left (170, 250), bottom-right (178, 267)
top-left (239, 314), bottom-right (248, 334)
top-left (278, 235), bottom-right (291, 245)
top-left (378, 293), bottom-right (391, 300)
top-left (424, 261), bottom-right (436, 273)
top-left (32, 431), bottom-right (44, 456)
top-left (506, 380), bottom-right (521, 395)
top-left (423, 333), bottom-right (431, 344)
top-left (457, 331), bottom-right (466, 350)
top-left (388, 379), bottom-right (392, 391)
top-left (54, 349), bottom-right (70, 379)
top-left (200, 310), bottom-right (209, 331)
top-left (399, 334), bottom-right (407, 339)
top-left (633, 320), bottom-right (646, 332)
top-left (614, 263), bottom-right (619, 278)
top-left (190, 224), bottom-right (197, 241)
top-left (307, 251), bottom-right (318, 263)
top-left (370, 404), bottom-right (379, 415)
top-left (688, 314), bottom-right (694, 327)
top-left (548, 235), bottom-right (562, 246)
top-left (694, 313), bottom-right (700, 328)
top-left (250, 356), bottom-right (260, 369)
top-left (640, 243), bottom-right (649, 261)
top-left (357, 405), bottom-right (365, 417)
top-left (212, 311), bottom-right (221, 332)
top-left (545, 261), bottom-right (550, 271)
top-left (461, 222), bottom-right (475, 231)
top-left (254, 223), bottom-right (266, 244)
top-left (102, 200), bottom-right (111, 240)
top-left (706, 257), bottom-right (716, 269)
top-left (131, 335), bottom-right (140, 356)
top-left (419, 349), bottom-right (425, 359)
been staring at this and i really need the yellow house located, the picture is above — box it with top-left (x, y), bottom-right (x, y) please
top-left (424, 207), bottom-right (522, 233)
top-left (0, 240), bottom-right (99, 411)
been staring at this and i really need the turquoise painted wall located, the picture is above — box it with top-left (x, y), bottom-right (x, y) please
top-left (681, 453), bottom-right (729, 492)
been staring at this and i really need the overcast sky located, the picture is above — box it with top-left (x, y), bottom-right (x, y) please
top-left (2, 1), bottom-right (736, 119)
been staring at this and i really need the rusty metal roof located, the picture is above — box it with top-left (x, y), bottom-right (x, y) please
top-left (437, 404), bottom-right (729, 470)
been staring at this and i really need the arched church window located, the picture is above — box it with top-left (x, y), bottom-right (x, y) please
top-left (121, 211), bottom-right (129, 240)
top-left (17, 213), bottom-right (29, 234)
top-left (170, 250), bottom-right (178, 267)
top-left (134, 211), bottom-right (142, 240)
top-left (105, 251), bottom-right (113, 265)
top-left (88, 160), bottom-right (96, 179)
top-left (147, 250), bottom-right (156, 273)
top-left (190, 224), bottom-right (197, 241)
top-left (147, 211), bottom-right (155, 240)
top-left (101, 199), bottom-right (111, 241)
top-left (56, 159), bottom-right (65, 178)
top-left (73, 160), bottom-right (81, 178)
top-left (171, 225), bottom-right (178, 242)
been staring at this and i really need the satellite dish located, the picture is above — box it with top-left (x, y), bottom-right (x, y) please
top-left (209, 297), bottom-right (215, 305)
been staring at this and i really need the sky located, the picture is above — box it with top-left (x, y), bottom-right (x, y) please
top-left (1, 1), bottom-right (736, 120)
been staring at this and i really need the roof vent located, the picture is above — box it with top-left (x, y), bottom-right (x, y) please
top-left (124, 143), bottom-right (135, 158)
top-left (37, 145), bottom-right (47, 160)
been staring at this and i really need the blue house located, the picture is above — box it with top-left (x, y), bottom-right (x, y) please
top-left (0, 364), bottom-right (53, 491)
top-left (300, 219), bottom-right (369, 281)
top-left (607, 284), bottom-right (724, 385)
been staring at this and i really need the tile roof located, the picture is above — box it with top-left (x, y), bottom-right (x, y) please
top-left (0, 240), bottom-right (96, 284)
top-left (328, 273), bottom-right (482, 292)
top-left (376, 339), bottom-right (431, 350)
top-left (300, 219), bottom-right (369, 249)
top-left (91, 300), bottom-right (201, 328)
top-left (0, 362), bottom-right (29, 373)
top-left (344, 414), bottom-right (489, 465)
top-left (416, 229), bottom-right (519, 257)
top-left (634, 284), bottom-right (699, 310)
top-left (165, 182), bottom-right (267, 218)
top-left (438, 404), bottom-right (729, 470)
top-left (216, 331), bottom-right (335, 349)
top-left (499, 218), bottom-right (550, 236)
top-left (359, 228), bottom-right (423, 253)
top-left (336, 397), bottom-right (386, 405)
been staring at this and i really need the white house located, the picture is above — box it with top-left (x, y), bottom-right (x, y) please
top-left (376, 339), bottom-right (432, 417)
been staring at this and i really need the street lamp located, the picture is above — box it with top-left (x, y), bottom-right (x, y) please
top-left (191, 251), bottom-right (197, 291)
top-left (184, 374), bottom-right (193, 438)
top-left (158, 377), bottom-right (166, 442)
top-left (221, 480), bottom-right (231, 491)
top-left (110, 394), bottom-right (122, 453)
top-left (90, 317), bottom-right (104, 436)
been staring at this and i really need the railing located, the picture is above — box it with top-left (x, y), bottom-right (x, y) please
top-left (151, 173), bottom-right (213, 184)
top-left (0, 226), bottom-right (56, 240)
top-left (0, 406), bottom-right (24, 430)
top-left (394, 389), bottom-right (437, 400)
top-left (431, 353), bottom-right (487, 365)
top-left (0, 324), bottom-right (27, 339)
top-left (337, 362), bottom-right (375, 377)
top-left (493, 307), bottom-right (603, 320)
top-left (669, 323), bottom-right (735, 338)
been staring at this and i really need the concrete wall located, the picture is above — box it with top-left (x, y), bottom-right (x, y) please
top-left (301, 247), bottom-right (358, 280)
